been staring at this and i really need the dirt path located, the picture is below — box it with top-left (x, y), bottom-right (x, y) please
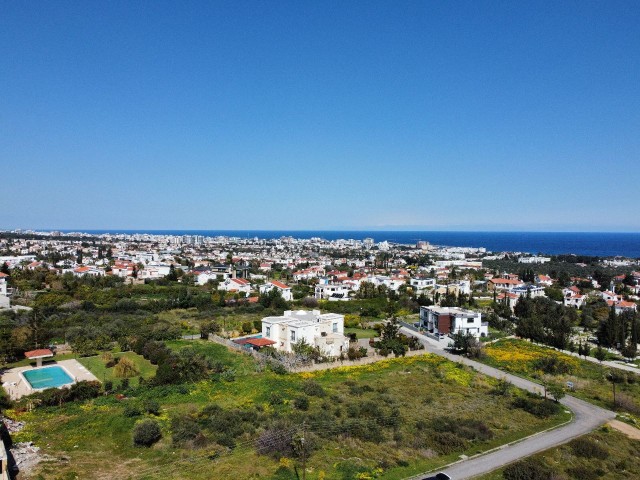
top-left (609, 420), bottom-right (640, 440)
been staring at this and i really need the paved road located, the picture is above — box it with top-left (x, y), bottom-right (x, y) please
top-left (399, 328), bottom-right (616, 480)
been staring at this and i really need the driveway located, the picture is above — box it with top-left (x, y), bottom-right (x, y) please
top-left (399, 328), bottom-right (616, 480)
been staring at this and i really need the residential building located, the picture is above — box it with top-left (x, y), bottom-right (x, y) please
top-left (314, 283), bottom-right (351, 301)
top-left (259, 280), bottom-right (293, 301)
top-left (261, 310), bottom-right (349, 357)
top-left (419, 305), bottom-right (488, 338)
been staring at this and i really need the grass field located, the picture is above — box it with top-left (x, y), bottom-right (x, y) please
top-left (345, 327), bottom-right (378, 339)
top-left (481, 339), bottom-right (640, 419)
top-left (476, 426), bottom-right (640, 479)
top-left (79, 352), bottom-right (157, 387)
top-left (10, 340), bottom-right (570, 480)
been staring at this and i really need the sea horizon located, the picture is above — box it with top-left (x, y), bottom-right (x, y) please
top-left (17, 228), bottom-right (640, 259)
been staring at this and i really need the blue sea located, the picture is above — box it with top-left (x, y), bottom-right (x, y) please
top-left (71, 230), bottom-right (640, 258)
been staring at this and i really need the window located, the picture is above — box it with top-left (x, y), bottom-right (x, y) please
top-left (467, 318), bottom-right (474, 324)
top-left (266, 326), bottom-right (271, 337)
top-left (332, 323), bottom-right (338, 333)
top-left (290, 330), bottom-right (296, 342)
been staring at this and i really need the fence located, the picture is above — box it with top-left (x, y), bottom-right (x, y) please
top-left (208, 334), bottom-right (429, 374)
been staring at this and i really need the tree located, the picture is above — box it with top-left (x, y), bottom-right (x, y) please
top-left (606, 370), bottom-right (626, 408)
top-left (0, 262), bottom-right (9, 275)
top-left (76, 249), bottom-right (83, 264)
top-left (166, 264), bottom-right (178, 282)
top-left (200, 320), bottom-right (221, 339)
top-left (594, 344), bottom-right (607, 364)
top-left (114, 357), bottom-right (140, 378)
top-left (547, 382), bottom-right (565, 402)
top-left (620, 339), bottom-right (637, 362)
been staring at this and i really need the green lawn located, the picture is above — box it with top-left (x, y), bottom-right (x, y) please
top-left (79, 351), bottom-right (157, 387)
top-left (11, 342), bottom-right (572, 480)
top-left (345, 327), bottom-right (378, 339)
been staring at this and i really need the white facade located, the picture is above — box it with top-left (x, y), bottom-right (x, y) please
top-left (314, 283), bottom-right (351, 301)
top-left (219, 278), bottom-right (251, 296)
top-left (259, 281), bottom-right (293, 301)
top-left (419, 305), bottom-right (488, 338)
top-left (410, 277), bottom-right (436, 291)
top-left (261, 310), bottom-right (350, 357)
top-left (0, 275), bottom-right (10, 309)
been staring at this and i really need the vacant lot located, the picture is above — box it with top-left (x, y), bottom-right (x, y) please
top-left (482, 339), bottom-right (640, 417)
top-left (477, 426), bottom-right (640, 479)
top-left (11, 341), bottom-right (569, 480)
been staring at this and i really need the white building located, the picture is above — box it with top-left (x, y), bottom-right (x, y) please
top-left (261, 310), bottom-right (350, 357)
top-left (419, 305), bottom-right (488, 338)
top-left (510, 285), bottom-right (546, 298)
top-left (219, 278), bottom-right (251, 296)
top-left (314, 283), bottom-right (351, 301)
top-left (0, 273), bottom-right (11, 309)
top-left (259, 280), bottom-right (293, 301)
top-left (410, 277), bottom-right (436, 292)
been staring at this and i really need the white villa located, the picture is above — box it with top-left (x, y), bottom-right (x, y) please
top-left (259, 280), bottom-right (293, 301)
top-left (261, 310), bottom-right (350, 357)
top-left (0, 273), bottom-right (11, 309)
top-left (314, 283), bottom-right (351, 301)
top-left (420, 305), bottom-right (488, 338)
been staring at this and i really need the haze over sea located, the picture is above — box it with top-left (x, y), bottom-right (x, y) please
top-left (68, 230), bottom-right (640, 259)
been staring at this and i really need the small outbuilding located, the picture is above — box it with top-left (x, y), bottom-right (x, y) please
top-left (24, 348), bottom-right (54, 367)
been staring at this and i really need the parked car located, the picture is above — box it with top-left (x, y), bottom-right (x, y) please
top-left (422, 473), bottom-right (451, 480)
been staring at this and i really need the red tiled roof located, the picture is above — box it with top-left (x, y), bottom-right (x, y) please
top-left (270, 280), bottom-right (289, 289)
top-left (0, 272), bottom-right (9, 277)
top-left (24, 348), bottom-right (54, 358)
top-left (245, 338), bottom-right (276, 347)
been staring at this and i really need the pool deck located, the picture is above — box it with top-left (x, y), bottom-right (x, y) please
top-left (1, 359), bottom-right (99, 400)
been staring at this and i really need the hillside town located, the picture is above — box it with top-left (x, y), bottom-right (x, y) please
top-left (1, 229), bottom-right (640, 480)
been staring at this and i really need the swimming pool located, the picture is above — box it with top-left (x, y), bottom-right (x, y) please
top-left (22, 366), bottom-right (74, 389)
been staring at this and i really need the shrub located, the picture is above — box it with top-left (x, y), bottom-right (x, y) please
top-left (142, 399), bottom-right (160, 415)
top-left (101, 352), bottom-right (114, 365)
top-left (171, 415), bottom-right (202, 446)
top-left (293, 396), bottom-right (309, 411)
top-left (114, 357), bottom-right (140, 378)
top-left (268, 392), bottom-right (283, 406)
top-left (533, 356), bottom-right (573, 375)
top-left (103, 380), bottom-right (113, 393)
top-left (570, 437), bottom-right (609, 459)
top-left (566, 465), bottom-right (599, 480)
top-left (302, 380), bottom-right (325, 397)
top-left (430, 431), bottom-right (467, 454)
top-left (512, 395), bottom-right (560, 418)
top-left (123, 403), bottom-right (143, 417)
top-left (221, 369), bottom-right (236, 382)
top-left (503, 458), bottom-right (556, 480)
top-left (133, 419), bottom-right (162, 447)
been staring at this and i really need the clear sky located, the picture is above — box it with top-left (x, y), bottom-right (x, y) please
top-left (2, 1), bottom-right (639, 231)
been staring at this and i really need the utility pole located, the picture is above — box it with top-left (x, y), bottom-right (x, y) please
top-left (301, 421), bottom-right (307, 480)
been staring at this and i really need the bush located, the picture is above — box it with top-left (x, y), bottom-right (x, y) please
top-left (142, 399), bottom-right (160, 415)
top-left (512, 395), bottom-right (560, 418)
top-left (103, 380), bottom-right (113, 393)
top-left (302, 380), bottom-right (325, 397)
top-left (171, 415), bottom-right (202, 446)
top-left (133, 419), bottom-right (162, 447)
top-left (114, 357), bottom-right (140, 378)
top-left (570, 437), bottom-right (609, 459)
top-left (503, 457), bottom-right (556, 480)
top-left (430, 431), bottom-right (467, 454)
top-left (123, 403), bottom-right (143, 417)
top-left (268, 392), bottom-right (283, 406)
top-left (533, 356), bottom-right (573, 375)
top-left (293, 396), bottom-right (309, 411)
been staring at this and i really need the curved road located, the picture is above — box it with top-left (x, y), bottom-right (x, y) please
top-left (400, 327), bottom-right (616, 480)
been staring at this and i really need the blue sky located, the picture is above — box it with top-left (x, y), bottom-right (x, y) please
top-left (2, 1), bottom-right (639, 231)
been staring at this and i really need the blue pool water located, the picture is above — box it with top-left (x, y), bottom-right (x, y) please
top-left (23, 366), bottom-right (74, 389)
